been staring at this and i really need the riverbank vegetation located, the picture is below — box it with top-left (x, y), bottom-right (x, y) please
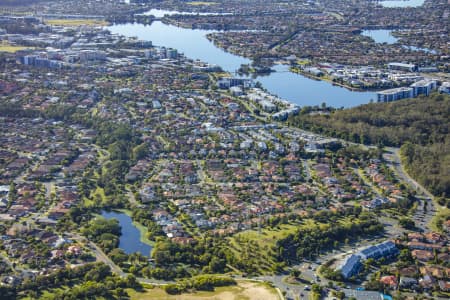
top-left (81, 217), bottom-right (121, 253)
top-left (287, 93), bottom-right (450, 198)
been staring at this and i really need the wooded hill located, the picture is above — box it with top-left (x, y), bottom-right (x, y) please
top-left (287, 93), bottom-right (449, 198)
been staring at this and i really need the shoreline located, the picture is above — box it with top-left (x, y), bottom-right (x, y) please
top-left (289, 67), bottom-right (374, 93)
top-left (118, 209), bottom-right (155, 250)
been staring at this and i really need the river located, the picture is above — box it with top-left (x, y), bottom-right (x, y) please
top-left (101, 210), bottom-right (152, 256)
top-left (108, 21), bottom-right (378, 107)
top-left (141, 8), bottom-right (232, 17)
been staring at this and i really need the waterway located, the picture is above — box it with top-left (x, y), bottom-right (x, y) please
top-left (101, 210), bottom-right (152, 256)
top-left (380, 0), bottom-right (425, 7)
top-left (108, 21), bottom-right (377, 107)
top-left (362, 29), bottom-right (398, 44)
top-left (142, 8), bottom-right (232, 17)
top-left (361, 29), bottom-right (437, 54)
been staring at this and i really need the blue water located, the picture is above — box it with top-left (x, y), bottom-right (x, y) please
top-left (108, 22), bottom-right (250, 72)
top-left (142, 9), bottom-right (231, 17)
top-left (403, 45), bottom-right (437, 54)
top-left (362, 30), bottom-right (398, 44)
top-left (380, 0), bottom-right (425, 7)
top-left (108, 22), bottom-right (377, 108)
top-left (257, 65), bottom-right (377, 108)
top-left (101, 210), bottom-right (152, 256)
top-left (361, 30), bottom-right (436, 53)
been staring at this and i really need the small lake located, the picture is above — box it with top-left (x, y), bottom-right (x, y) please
top-left (101, 210), bottom-right (152, 256)
top-left (361, 30), bottom-right (398, 44)
top-left (108, 21), bottom-right (377, 107)
top-left (380, 0), bottom-right (425, 7)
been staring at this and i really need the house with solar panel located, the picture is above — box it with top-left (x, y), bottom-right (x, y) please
top-left (338, 241), bottom-right (399, 279)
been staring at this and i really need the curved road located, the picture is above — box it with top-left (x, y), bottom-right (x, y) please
top-left (383, 147), bottom-right (436, 231)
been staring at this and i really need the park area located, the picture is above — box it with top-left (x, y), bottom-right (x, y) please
top-left (44, 19), bottom-right (109, 26)
top-left (127, 281), bottom-right (280, 300)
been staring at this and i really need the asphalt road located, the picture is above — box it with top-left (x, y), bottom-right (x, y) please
top-left (383, 147), bottom-right (436, 231)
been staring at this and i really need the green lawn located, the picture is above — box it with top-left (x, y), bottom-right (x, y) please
top-left (0, 42), bottom-right (31, 52)
top-left (126, 280), bottom-right (280, 300)
top-left (45, 19), bottom-right (109, 26)
top-left (228, 223), bottom-right (300, 273)
top-left (430, 206), bottom-right (450, 233)
top-left (233, 223), bottom-right (298, 248)
top-left (187, 1), bottom-right (218, 6)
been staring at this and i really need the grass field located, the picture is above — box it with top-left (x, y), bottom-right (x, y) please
top-left (233, 223), bottom-right (298, 249)
top-left (0, 42), bottom-right (30, 53)
top-left (127, 281), bottom-right (279, 300)
top-left (187, 1), bottom-right (218, 5)
top-left (227, 219), bottom-right (352, 273)
top-left (45, 19), bottom-right (109, 26)
top-left (430, 206), bottom-right (450, 233)
top-left (227, 223), bottom-right (300, 273)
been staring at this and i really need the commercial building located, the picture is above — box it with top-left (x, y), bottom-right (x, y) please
top-left (342, 289), bottom-right (383, 300)
top-left (20, 54), bottom-right (66, 69)
top-left (388, 62), bottom-right (417, 72)
top-left (338, 254), bottom-right (362, 279)
top-left (78, 50), bottom-right (106, 62)
top-left (217, 77), bottom-right (254, 89)
top-left (411, 79), bottom-right (437, 97)
top-left (165, 48), bottom-right (178, 59)
top-left (338, 241), bottom-right (398, 279)
top-left (377, 79), bottom-right (438, 102)
top-left (377, 87), bottom-right (413, 102)
top-left (438, 82), bottom-right (450, 95)
top-left (358, 241), bottom-right (398, 260)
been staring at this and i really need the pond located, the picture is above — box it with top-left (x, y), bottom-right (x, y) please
top-left (101, 210), bottom-right (152, 256)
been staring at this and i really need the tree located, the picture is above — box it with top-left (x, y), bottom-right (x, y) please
top-left (109, 248), bottom-right (128, 264)
top-left (399, 217), bottom-right (415, 230)
top-left (398, 249), bottom-right (413, 264)
top-left (400, 142), bottom-right (415, 164)
top-left (132, 143), bottom-right (149, 160)
top-left (125, 274), bottom-right (141, 289)
top-left (290, 269), bottom-right (301, 278)
top-left (311, 284), bottom-right (323, 300)
top-left (84, 264), bottom-right (112, 282)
